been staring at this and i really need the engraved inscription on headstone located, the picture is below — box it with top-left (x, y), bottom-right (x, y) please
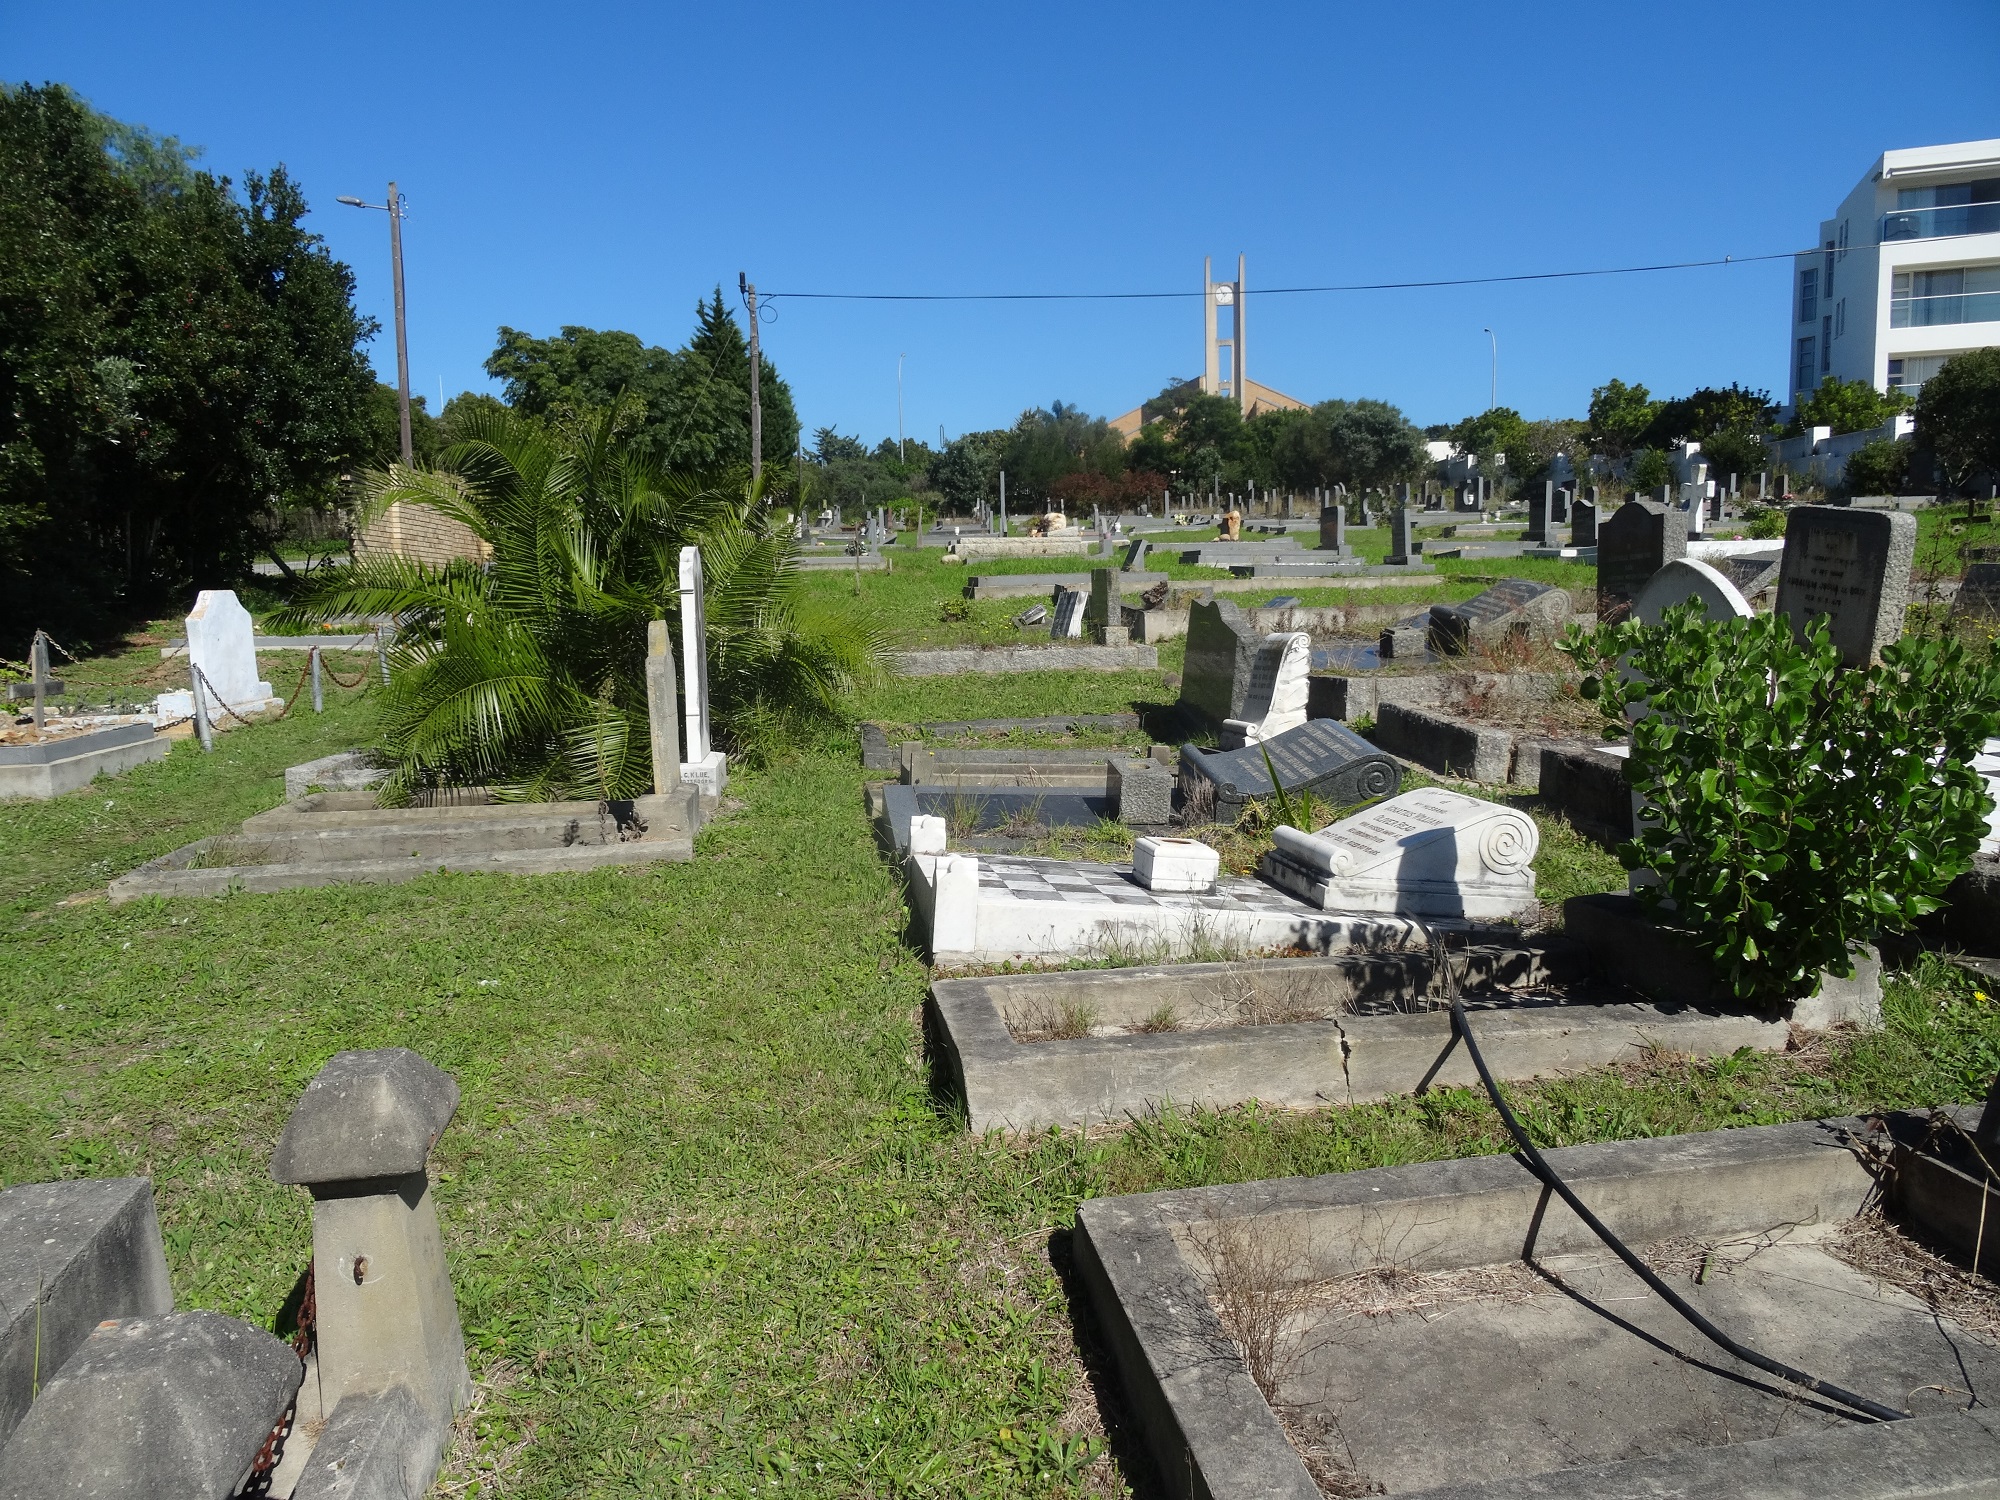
top-left (1428, 578), bottom-right (1572, 655)
top-left (1773, 506), bottom-right (1916, 666)
top-left (1178, 719), bottom-right (1399, 821)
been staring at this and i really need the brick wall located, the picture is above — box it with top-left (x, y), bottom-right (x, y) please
top-left (354, 502), bottom-right (491, 568)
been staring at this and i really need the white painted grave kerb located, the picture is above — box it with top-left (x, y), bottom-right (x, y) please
top-left (185, 590), bottom-right (280, 716)
top-left (1219, 632), bottom-right (1311, 749)
top-left (677, 547), bottom-right (727, 798)
top-left (1262, 787), bottom-right (1540, 920)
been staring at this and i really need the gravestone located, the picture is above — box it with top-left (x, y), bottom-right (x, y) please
top-left (1571, 499), bottom-right (1598, 548)
top-left (1086, 568), bottom-right (1115, 642)
top-left (1716, 552), bottom-right (1783, 603)
top-left (1524, 484), bottom-right (1553, 546)
top-left (1633, 558), bottom-right (1753, 626)
top-left (1049, 587), bottom-right (1086, 639)
top-left (1122, 537), bottom-right (1151, 571)
top-left (645, 620), bottom-right (680, 795)
top-left (1773, 505), bottom-right (1917, 666)
top-left (1954, 561), bottom-right (2000, 620)
top-left (1220, 632), bottom-right (1313, 749)
top-left (1178, 719), bottom-right (1399, 823)
top-left (1552, 487), bottom-right (1570, 524)
top-left (1386, 506), bottom-right (1414, 564)
top-left (1013, 602), bottom-right (1049, 629)
top-left (185, 590), bottom-right (276, 713)
top-left (1178, 598), bottom-right (1261, 727)
top-left (1262, 595), bottom-right (1303, 609)
top-left (1259, 785), bottom-right (1540, 919)
top-left (1318, 504), bottom-right (1347, 554)
top-left (1428, 579), bottom-right (1572, 655)
top-left (678, 546), bottom-right (727, 797)
top-left (1597, 499), bottom-right (1687, 621)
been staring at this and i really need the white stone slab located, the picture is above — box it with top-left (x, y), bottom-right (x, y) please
top-left (1633, 558), bottom-right (1753, 626)
top-left (678, 547), bottom-right (712, 759)
top-left (1262, 787), bottom-right (1539, 920)
top-left (680, 746), bottom-right (727, 800)
top-left (1132, 836), bottom-right (1219, 892)
top-left (1220, 632), bottom-right (1311, 749)
top-left (185, 590), bottom-right (276, 712)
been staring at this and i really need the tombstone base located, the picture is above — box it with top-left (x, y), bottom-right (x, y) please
top-left (680, 749), bottom-right (728, 802)
top-left (1258, 847), bottom-right (1537, 921)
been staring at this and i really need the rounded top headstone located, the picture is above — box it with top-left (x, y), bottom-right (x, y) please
top-left (1633, 558), bottom-right (1752, 627)
top-left (270, 1047), bottom-right (459, 1186)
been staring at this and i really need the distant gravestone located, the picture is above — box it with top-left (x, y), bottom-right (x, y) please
top-left (1633, 558), bottom-right (1753, 626)
top-left (1220, 632), bottom-right (1313, 749)
top-left (1178, 719), bottom-right (1399, 824)
top-left (1715, 552), bottom-right (1783, 603)
top-left (1773, 505), bottom-right (1916, 666)
top-left (1049, 587), bottom-right (1086, 640)
top-left (1428, 579), bottom-right (1572, 655)
top-left (1954, 561), bottom-right (2000, 620)
top-left (1571, 500), bottom-right (1598, 548)
top-left (1179, 598), bottom-right (1263, 728)
top-left (1260, 785), bottom-right (1540, 920)
top-left (1318, 504), bottom-right (1347, 554)
top-left (1013, 602), bottom-right (1049, 629)
top-left (185, 590), bottom-right (276, 713)
top-left (1086, 568), bottom-right (1116, 641)
top-left (1386, 506), bottom-right (1414, 564)
top-left (1597, 500), bottom-right (1687, 621)
top-left (1552, 487), bottom-right (1570, 524)
top-left (1524, 484), bottom-right (1554, 546)
top-left (1121, 537), bottom-right (1151, 571)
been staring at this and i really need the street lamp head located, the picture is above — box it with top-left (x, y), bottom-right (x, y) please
top-left (335, 195), bottom-right (366, 207)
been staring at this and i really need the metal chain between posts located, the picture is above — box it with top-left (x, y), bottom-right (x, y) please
top-left (191, 664), bottom-right (262, 730)
top-left (239, 1262), bottom-right (317, 1496)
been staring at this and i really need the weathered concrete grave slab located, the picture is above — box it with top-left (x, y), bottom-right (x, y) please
top-left (1775, 504), bottom-right (1917, 666)
top-left (1427, 578), bottom-right (1572, 655)
top-left (1260, 786), bottom-right (1539, 919)
top-left (0, 721), bottom-right (167, 800)
top-left (1180, 719), bottom-right (1400, 824)
top-left (929, 947), bottom-right (1792, 1133)
top-left (109, 786), bottom-right (699, 900)
top-left (1075, 1114), bottom-right (2000, 1500)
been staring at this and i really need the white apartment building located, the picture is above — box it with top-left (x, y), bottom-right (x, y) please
top-left (1788, 138), bottom-right (2000, 407)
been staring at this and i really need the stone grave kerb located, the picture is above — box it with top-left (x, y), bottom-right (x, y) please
top-left (270, 1048), bottom-right (471, 1457)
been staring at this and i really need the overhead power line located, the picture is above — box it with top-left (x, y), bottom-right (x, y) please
top-left (760, 249), bottom-right (1812, 303)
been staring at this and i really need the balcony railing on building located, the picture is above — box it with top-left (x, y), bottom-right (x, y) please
top-left (1880, 201), bottom-right (2000, 242)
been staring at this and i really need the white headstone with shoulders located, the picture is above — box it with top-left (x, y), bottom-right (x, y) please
top-left (677, 546), bottom-right (727, 799)
top-left (186, 590), bottom-right (278, 714)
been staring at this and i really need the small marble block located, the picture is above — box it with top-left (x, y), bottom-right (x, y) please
top-left (909, 814), bottom-right (948, 856)
top-left (1133, 836), bottom-right (1220, 892)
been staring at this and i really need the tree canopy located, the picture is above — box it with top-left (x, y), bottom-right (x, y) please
top-left (0, 83), bottom-right (376, 634)
top-left (1914, 349), bottom-right (2000, 496)
top-left (1794, 376), bottom-right (1910, 437)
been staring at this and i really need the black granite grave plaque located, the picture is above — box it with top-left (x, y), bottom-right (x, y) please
top-left (1427, 579), bottom-right (1571, 655)
top-left (1177, 719), bottom-right (1399, 820)
top-left (1953, 561), bottom-right (2000, 620)
top-left (1597, 500), bottom-right (1686, 620)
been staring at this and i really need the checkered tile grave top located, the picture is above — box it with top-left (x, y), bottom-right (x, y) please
top-left (976, 854), bottom-right (1320, 917)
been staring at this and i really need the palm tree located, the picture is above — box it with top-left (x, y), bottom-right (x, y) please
top-left (279, 403), bottom-right (881, 802)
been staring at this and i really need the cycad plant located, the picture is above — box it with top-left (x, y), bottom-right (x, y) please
top-left (278, 403), bottom-right (881, 802)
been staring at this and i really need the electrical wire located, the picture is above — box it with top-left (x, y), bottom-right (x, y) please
top-left (1448, 994), bottom-right (1909, 1425)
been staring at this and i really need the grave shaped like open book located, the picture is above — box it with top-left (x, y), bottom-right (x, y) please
top-left (1218, 631), bottom-right (1310, 748)
top-left (1258, 785), bottom-right (1539, 919)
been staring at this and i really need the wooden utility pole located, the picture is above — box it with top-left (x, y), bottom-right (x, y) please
top-left (740, 273), bottom-right (762, 485)
top-left (388, 182), bottom-right (412, 466)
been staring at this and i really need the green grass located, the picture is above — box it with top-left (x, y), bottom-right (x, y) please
top-left (6, 609), bottom-right (1997, 1498)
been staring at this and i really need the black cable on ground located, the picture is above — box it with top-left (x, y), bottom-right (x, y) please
top-left (1448, 995), bottom-right (1909, 1424)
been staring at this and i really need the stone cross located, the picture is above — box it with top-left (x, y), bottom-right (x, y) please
top-left (645, 620), bottom-right (680, 796)
top-left (1774, 506), bottom-right (1917, 667)
top-left (269, 1049), bottom-right (472, 1489)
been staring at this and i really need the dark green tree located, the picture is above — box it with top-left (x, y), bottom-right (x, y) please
top-left (926, 430), bottom-right (1006, 512)
top-left (1914, 349), bottom-right (2000, 497)
top-left (1794, 376), bottom-right (1910, 436)
top-left (1586, 379), bottom-right (1660, 460)
top-left (1262, 399), bottom-right (1428, 491)
top-left (1839, 438), bottom-right (1911, 498)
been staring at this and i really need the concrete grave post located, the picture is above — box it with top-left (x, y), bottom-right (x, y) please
top-left (677, 546), bottom-right (727, 798)
top-left (185, 590), bottom-right (277, 717)
top-left (645, 619), bottom-right (680, 795)
top-left (1774, 506), bottom-right (1917, 667)
top-left (270, 1049), bottom-right (471, 1497)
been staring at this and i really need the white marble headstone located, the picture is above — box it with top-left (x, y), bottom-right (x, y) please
top-left (1220, 632), bottom-right (1312, 749)
top-left (1633, 558), bottom-right (1753, 626)
top-left (185, 590), bottom-right (275, 711)
top-left (1262, 786), bottom-right (1539, 919)
top-left (677, 546), bottom-right (727, 798)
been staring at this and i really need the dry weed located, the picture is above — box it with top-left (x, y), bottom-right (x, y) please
top-left (1012, 997), bottom-right (1096, 1042)
top-left (1826, 1209), bottom-right (2000, 1348)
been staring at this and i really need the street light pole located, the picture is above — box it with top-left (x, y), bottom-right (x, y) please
top-left (337, 184), bottom-right (413, 466)
top-left (897, 353), bottom-right (906, 464)
top-left (1482, 327), bottom-right (1497, 411)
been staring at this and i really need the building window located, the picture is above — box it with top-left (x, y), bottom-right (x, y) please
top-left (1825, 246), bottom-right (1836, 295)
top-left (1890, 265), bottom-right (2000, 327)
top-left (1822, 316), bottom-right (1832, 372)
top-left (1883, 177), bottom-right (2000, 240)
top-left (1836, 297), bottom-right (1846, 336)
top-left (1888, 354), bottom-right (1956, 396)
top-left (1797, 337), bottom-right (1817, 393)
top-left (1798, 269), bottom-right (1818, 324)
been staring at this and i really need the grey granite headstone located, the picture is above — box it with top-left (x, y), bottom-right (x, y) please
top-left (1386, 506), bottom-right (1414, 564)
top-left (1428, 579), bottom-right (1573, 655)
top-left (0, 1311), bottom-right (300, 1500)
top-left (1179, 598), bottom-right (1261, 728)
top-left (1086, 568), bottom-right (1115, 641)
top-left (1774, 506), bottom-right (1916, 666)
top-left (1524, 484), bottom-right (1553, 546)
top-left (1121, 537), bottom-right (1150, 571)
top-left (1597, 499), bottom-right (1687, 620)
top-left (1318, 504), bottom-right (1346, 554)
top-left (1955, 561), bottom-right (2000, 620)
top-left (1049, 587), bottom-right (1086, 640)
top-left (1178, 719), bottom-right (1400, 822)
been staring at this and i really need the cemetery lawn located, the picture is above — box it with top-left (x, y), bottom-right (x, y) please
top-left (4, 672), bottom-right (1998, 1497)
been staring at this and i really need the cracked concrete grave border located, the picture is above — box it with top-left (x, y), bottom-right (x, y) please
top-left (1073, 1112), bottom-right (2000, 1500)
top-left (927, 949), bottom-right (1790, 1134)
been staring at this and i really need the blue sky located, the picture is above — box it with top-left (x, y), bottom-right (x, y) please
top-left (7, 2), bottom-right (1998, 443)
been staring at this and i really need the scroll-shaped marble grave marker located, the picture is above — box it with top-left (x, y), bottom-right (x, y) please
top-left (1219, 632), bottom-right (1312, 749)
top-left (1259, 786), bottom-right (1539, 919)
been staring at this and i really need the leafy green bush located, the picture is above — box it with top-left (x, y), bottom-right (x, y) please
top-left (1741, 503), bottom-right (1789, 540)
top-left (1565, 605), bottom-right (2000, 1008)
top-left (280, 404), bottom-right (883, 800)
top-left (1840, 437), bottom-right (1911, 497)
top-left (1627, 448), bottom-right (1672, 492)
